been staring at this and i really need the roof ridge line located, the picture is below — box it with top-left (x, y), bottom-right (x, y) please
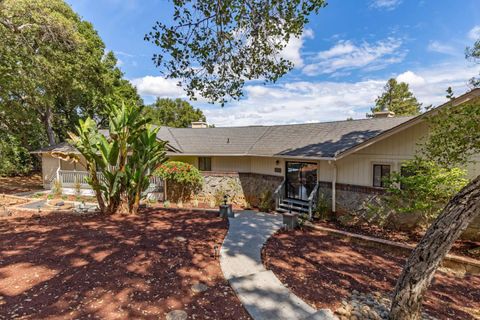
top-left (167, 127), bottom-right (184, 152)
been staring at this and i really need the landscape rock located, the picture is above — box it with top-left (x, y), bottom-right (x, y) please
top-left (166, 310), bottom-right (188, 320)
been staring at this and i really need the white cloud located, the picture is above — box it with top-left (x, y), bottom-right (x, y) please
top-left (302, 38), bottom-right (406, 76)
top-left (130, 76), bottom-right (184, 98)
top-left (279, 29), bottom-right (314, 68)
top-left (468, 25), bottom-right (480, 41)
top-left (202, 63), bottom-right (477, 126)
top-left (427, 41), bottom-right (458, 56)
top-left (396, 71), bottom-right (425, 86)
top-left (370, 0), bottom-right (402, 10)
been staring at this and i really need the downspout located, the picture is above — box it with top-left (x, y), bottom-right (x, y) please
top-left (331, 160), bottom-right (337, 213)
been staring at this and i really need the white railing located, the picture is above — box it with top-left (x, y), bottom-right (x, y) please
top-left (59, 170), bottom-right (90, 186)
top-left (307, 181), bottom-right (320, 220)
top-left (57, 170), bottom-right (164, 192)
top-left (273, 179), bottom-right (286, 211)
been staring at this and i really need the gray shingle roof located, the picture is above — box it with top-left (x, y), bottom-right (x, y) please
top-left (157, 116), bottom-right (414, 159)
top-left (32, 117), bottom-right (414, 159)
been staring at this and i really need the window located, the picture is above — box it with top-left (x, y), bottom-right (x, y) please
top-left (373, 164), bottom-right (391, 188)
top-left (198, 157), bottom-right (212, 171)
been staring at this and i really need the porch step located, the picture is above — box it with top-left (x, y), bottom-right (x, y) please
top-left (277, 198), bottom-right (309, 215)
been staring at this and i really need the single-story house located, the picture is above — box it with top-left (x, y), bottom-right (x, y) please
top-left (33, 88), bottom-right (480, 221)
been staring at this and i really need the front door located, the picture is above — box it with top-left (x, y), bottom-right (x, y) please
top-left (285, 162), bottom-right (318, 201)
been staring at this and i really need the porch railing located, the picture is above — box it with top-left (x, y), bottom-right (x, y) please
top-left (57, 170), bottom-right (164, 194)
top-left (273, 178), bottom-right (286, 211)
top-left (307, 181), bottom-right (320, 219)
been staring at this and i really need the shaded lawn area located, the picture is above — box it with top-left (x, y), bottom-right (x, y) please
top-left (0, 174), bottom-right (43, 195)
top-left (0, 209), bottom-right (250, 319)
top-left (264, 228), bottom-right (480, 320)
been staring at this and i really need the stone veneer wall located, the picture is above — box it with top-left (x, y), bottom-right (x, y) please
top-left (318, 181), bottom-right (480, 241)
top-left (195, 172), bottom-right (283, 207)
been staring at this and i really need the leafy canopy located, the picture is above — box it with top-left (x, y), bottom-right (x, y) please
top-left (144, 98), bottom-right (206, 128)
top-left (371, 78), bottom-right (421, 116)
top-left (423, 96), bottom-right (480, 168)
top-left (0, 0), bottom-right (140, 147)
top-left (146, 0), bottom-right (327, 104)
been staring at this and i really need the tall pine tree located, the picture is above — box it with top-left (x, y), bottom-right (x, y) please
top-left (371, 78), bottom-right (422, 116)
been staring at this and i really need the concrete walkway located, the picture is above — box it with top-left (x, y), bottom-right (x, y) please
top-left (220, 210), bottom-right (337, 320)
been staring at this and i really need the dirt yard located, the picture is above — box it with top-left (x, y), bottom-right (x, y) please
top-left (0, 174), bottom-right (43, 195)
top-left (0, 209), bottom-right (250, 319)
top-left (264, 228), bottom-right (480, 320)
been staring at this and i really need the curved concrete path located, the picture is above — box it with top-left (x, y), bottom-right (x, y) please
top-left (220, 210), bottom-right (337, 320)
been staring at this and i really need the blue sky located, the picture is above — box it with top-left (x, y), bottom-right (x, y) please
top-left (68, 0), bottom-right (480, 126)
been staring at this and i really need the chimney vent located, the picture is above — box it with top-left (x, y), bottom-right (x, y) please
top-left (373, 105), bottom-right (395, 118)
top-left (191, 121), bottom-right (208, 128)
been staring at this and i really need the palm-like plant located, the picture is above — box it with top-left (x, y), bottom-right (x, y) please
top-left (69, 102), bottom-right (166, 214)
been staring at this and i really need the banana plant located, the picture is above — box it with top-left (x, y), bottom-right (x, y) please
top-left (69, 102), bottom-right (166, 214)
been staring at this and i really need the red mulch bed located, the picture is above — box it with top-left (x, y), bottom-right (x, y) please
top-left (264, 228), bottom-right (480, 320)
top-left (0, 174), bottom-right (43, 195)
top-left (317, 220), bottom-right (480, 260)
top-left (0, 209), bottom-right (250, 319)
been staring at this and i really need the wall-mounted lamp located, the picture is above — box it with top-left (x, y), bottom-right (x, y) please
top-left (275, 160), bottom-right (280, 165)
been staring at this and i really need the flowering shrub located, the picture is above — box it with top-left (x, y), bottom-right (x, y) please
top-left (154, 161), bottom-right (203, 201)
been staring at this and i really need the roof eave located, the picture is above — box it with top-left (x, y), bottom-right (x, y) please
top-left (334, 88), bottom-right (480, 161)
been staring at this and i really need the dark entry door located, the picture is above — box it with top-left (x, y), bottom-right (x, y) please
top-left (285, 162), bottom-right (318, 201)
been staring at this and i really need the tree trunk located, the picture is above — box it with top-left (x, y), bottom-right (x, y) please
top-left (389, 174), bottom-right (480, 320)
top-left (42, 107), bottom-right (56, 146)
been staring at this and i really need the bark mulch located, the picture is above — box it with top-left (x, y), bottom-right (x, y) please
top-left (316, 220), bottom-right (479, 260)
top-left (0, 174), bottom-right (43, 195)
top-left (263, 228), bottom-right (480, 320)
top-left (0, 209), bottom-right (251, 320)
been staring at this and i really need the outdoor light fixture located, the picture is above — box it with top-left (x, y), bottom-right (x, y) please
top-left (223, 195), bottom-right (228, 205)
top-left (275, 160), bottom-right (280, 165)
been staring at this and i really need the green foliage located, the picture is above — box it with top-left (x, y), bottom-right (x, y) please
top-left (466, 37), bottom-right (480, 88)
top-left (163, 200), bottom-right (171, 208)
top-left (0, 0), bottom-right (140, 174)
top-left (69, 102), bottom-right (167, 214)
top-left (376, 158), bottom-right (468, 225)
top-left (0, 133), bottom-right (32, 176)
top-left (423, 97), bottom-right (480, 168)
top-left (313, 193), bottom-right (330, 220)
top-left (145, 0), bottom-right (327, 104)
top-left (154, 161), bottom-right (203, 202)
top-left (371, 78), bottom-right (422, 116)
top-left (144, 98), bottom-right (206, 128)
top-left (259, 190), bottom-right (274, 212)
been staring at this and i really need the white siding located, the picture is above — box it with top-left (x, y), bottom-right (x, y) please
top-left (212, 156), bottom-right (251, 172)
top-left (335, 121), bottom-right (480, 186)
top-left (42, 154), bottom-right (59, 188)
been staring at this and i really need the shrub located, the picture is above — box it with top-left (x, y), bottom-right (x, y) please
top-left (258, 190), bottom-right (274, 212)
top-left (371, 158), bottom-right (468, 228)
top-left (155, 161), bottom-right (203, 202)
top-left (214, 187), bottom-right (227, 206)
top-left (314, 193), bottom-right (330, 220)
top-left (52, 179), bottom-right (63, 196)
top-left (0, 134), bottom-right (32, 176)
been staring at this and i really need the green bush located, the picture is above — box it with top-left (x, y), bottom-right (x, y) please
top-left (314, 193), bottom-right (330, 220)
top-left (155, 161), bottom-right (203, 202)
top-left (259, 190), bottom-right (274, 212)
top-left (0, 134), bottom-right (32, 176)
top-left (372, 158), bottom-right (468, 227)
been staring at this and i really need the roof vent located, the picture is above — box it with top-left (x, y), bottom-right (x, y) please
top-left (191, 121), bottom-right (208, 128)
top-left (372, 105), bottom-right (395, 118)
